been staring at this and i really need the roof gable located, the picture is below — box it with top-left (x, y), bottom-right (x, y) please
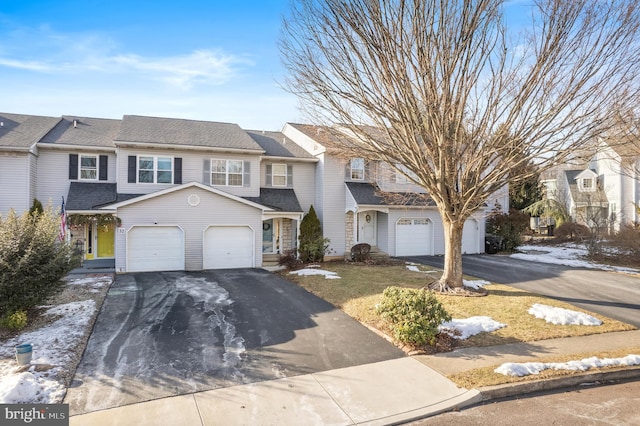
top-left (246, 130), bottom-right (315, 159)
top-left (0, 112), bottom-right (61, 150)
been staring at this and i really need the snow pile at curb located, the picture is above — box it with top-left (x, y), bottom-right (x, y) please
top-left (529, 303), bottom-right (602, 326)
top-left (495, 354), bottom-right (640, 377)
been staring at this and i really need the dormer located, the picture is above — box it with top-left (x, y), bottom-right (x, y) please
top-left (574, 169), bottom-right (598, 192)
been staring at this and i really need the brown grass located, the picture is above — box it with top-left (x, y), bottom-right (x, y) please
top-left (284, 261), bottom-right (635, 348)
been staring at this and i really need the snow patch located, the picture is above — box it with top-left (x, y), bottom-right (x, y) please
top-left (289, 268), bottom-right (341, 279)
top-left (528, 303), bottom-right (602, 326)
top-left (439, 316), bottom-right (506, 339)
top-left (495, 354), bottom-right (640, 377)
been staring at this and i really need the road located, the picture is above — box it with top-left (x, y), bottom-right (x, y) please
top-left (402, 254), bottom-right (640, 327)
top-left (409, 378), bottom-right (640, 425)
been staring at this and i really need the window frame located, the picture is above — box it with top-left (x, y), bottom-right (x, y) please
top-left (350, 158), bottom-right (365, 180)
top-left (271, 163), bottom-right (287, 187)
top-left (79, 154), bottom-right (98, 181)
top-left (137, 155), bottom-right (174, 184)
top-left (211, 159), bottom-right (244, 187)
top-left (581, 178), bottom-right (594, 191)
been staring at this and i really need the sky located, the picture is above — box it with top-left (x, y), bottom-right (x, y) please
top-left (0, 0), bottom-right (301, 131)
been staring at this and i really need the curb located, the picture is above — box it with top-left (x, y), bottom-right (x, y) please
top-left (477, 365), bottom-right (640, 401)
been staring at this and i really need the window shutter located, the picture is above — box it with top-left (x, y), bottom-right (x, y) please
top-left (128, 156), bottom-right (136, 183)
top-left (99, 155), bottom-right (108, 181)
top-left (345, 162), bottom-right (351, 180)
top-left (287, 164), bottom-right (293, 187)
top-left (174, 157), bottom-right (182, 184)
top-left (266, 164), bottom-right (272, 187)
top-left (203, 159), bottom-right (210, 185)
top-left (243, 161), bottom-right (250, 187)
top-left (69, 154), bottom-right (78, 180)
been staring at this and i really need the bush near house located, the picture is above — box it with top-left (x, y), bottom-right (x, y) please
top-left (486, 208), bottom-right (530, 252)
top-left (299, 205), bottom-right (332, 262)
top-left (0, 206), bottom-right (79, 325)
top-left (375, 286), bottom-right (451, 347)
top-left (554, 222), bottom-right (590, 241)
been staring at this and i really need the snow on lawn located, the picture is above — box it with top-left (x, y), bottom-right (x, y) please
top-left (529, 303), bottom-right (602, 326)
top-left (440, 316), bottom-right (506, 339)
top-left (495, 354), bottom-right (640, 377)
top-left (463, 279), bottom-right (491, 290)
top-left (0, 275), bottom-right (111, 404)
top-left (511, 244), bottom-right (639, 274)
top-left (289, 268), bottom-right (341, 279)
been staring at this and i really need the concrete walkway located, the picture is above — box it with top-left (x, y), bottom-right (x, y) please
top-left (68, 330), bottom-right (640, 425)
top-left (69, 357), bottom-right (481, 426)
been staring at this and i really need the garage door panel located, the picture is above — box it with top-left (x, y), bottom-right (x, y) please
top-left (396, 218), bottom-right (432, 256)
top-left (128, 226), bottom-right (184, 272)
top-left (204, 226), bottom-right (254, 269)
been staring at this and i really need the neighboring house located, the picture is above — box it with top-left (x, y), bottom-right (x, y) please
top-left (1, 111), bottom-right (506, 272)
top-left (281, 123), bottom-right (504, 258)
top-left (541, 139), bottom-right (640, 231)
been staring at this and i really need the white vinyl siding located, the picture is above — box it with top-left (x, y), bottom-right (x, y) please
top-left (0, 152), bottom-right (32, 214)
top-left (115, 186), bottom-right (262, 272)
top-left (117, 148), bottom-right (260, 197)
top-left (319, 156), bottom-right (347, 257)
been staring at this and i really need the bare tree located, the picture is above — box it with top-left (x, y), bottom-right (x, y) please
top-left (280, 0), bottom-right (640, 292)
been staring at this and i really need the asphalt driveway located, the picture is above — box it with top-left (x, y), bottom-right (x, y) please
top-left (64, 269), bottom-right (404, 415)
top-left (402, 254), bottom-right (640, 327)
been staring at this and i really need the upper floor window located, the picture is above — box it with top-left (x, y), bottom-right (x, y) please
top-left (212, 159), bottom-right (244, 186)
top-left (272, 164), bottom-right (287, 187)
top-left (581, 178), bottom-right (593, 191)
top-left (138, 156), bottom-right (173, 183)
top-left (80, 155), bottom-right (98, 180)
top-left (350, 158), bottom-right (364, 180)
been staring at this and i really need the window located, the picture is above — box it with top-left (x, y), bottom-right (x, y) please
top-left (80, 155), bottom-right (97, 180)
top-left (581, 178), bottom-right (593, 190)
top-left (272, 164), bottom-right (287, 187)
top-left (211, 159), bottom-right (244, 186)
top-left (138, 156), bottom-right (173, 183)
top-left (351, 158), bottom-right (364, 180)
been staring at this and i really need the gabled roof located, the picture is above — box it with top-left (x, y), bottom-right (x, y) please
top-left (286, 123), bottom-right (350, 152)
top-left (115, 115), bottom-right (264, 152)
top-left (105, 181), bottom-right (271, 211)
top-left (0, 112), bottom-right (61, 150)
top-left (244, 188), bottom-right (303, 212)
top-left (66, 182), bottom-right (141, 211)
top-left (346, 182), bottom-right (435, 207)
top-left (564, 169), bottom-right (608, 205)
top-left (39, 116), bottom-right (121, 149)
top-left (246, 130), bottom-right (315, 159)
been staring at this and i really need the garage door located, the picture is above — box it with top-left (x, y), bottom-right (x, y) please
top-left (204, 226), bottom-right (254, 269)
top-left (462, 219), bottom-right (479, 254)
top-left (127, 226), bottom-right (184, 272)
top-left (396, 218), bottom-right (432, 256)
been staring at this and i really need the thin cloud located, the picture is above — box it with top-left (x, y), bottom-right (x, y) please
top-left (0, 25), bottom-right (251, 89)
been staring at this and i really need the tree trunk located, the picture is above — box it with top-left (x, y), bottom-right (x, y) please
top-left (437, 216), bottom-right (465, 290)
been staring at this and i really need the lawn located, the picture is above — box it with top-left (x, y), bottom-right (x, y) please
top-left (284, 261), bottom-right (635, 349)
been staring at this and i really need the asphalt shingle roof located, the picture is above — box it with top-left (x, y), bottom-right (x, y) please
top-left (346, 182), bottom-right (435, 207)
top-left (40, 116), bottom-right (121, 148)
top-left (0, 112), bottom-right (61, 149)
top-left (246, 130), bottom-right (315, 159)
top-left (115, 115), bottom-right (264, 151)
top-left (244, 188), bottom-right (303, 212)
top-left (564, 170), bottom-right (609, 205)
top-left (66, 182), bottom-right (141, 210)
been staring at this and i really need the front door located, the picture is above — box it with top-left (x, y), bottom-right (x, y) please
top-left (96, 224), bottom-right (115, 258)
top-left (262, 219), bottom-right (281, 253)
top-left (358, 211), bottom-right (377, 246)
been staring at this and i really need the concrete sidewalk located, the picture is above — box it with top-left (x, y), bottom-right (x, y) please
top-left (68, 357), bottom-right (481, 426)
top-left (68, 330), bottom-right (640, 425)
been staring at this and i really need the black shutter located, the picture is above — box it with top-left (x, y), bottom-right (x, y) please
top-left (99, 155), bottom-right (108, 181)
top-left (203, 159), bottom-right (210, 184)
top-left (243, 161), bottom-right (250, 187)
top-left (68, 154), bottom-right (78, 180)
top-left (174, 157), bottom-right (182, 184)
top-left (266, 164), bottom-right (272, 187)
top-left (128, 156), bottom-right (137, 183)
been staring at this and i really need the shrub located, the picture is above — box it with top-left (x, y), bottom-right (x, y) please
top-left (376, 286), bottom-right (451, 347)
top-left (554, 222), bottom-right (590, 241)
top-left (486, 208), bottom-right (530, 252)
top-left (0, 310), bottom-right (28, 330)
top-left (278, 249), bottom-right (303, 270)
top-left (610, 223), bottom-right (640, 262)
top-left (299, 205), bottom-right (331, 262)
top-left (0, 206), bottom-right (79, 318)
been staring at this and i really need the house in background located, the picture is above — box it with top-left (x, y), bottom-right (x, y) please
top-left (1, 111), bottom-right (505, 272)
top-left (540, 138), bottom-right (640, 232)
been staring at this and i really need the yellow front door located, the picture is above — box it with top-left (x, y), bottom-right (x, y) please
top-left (96, 224), bottom-right (115, 258)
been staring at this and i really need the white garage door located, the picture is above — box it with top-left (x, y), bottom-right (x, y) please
top-left (204, 226), bottom-right (254, 269)
top-left (396, 218), bottom-right (432, 256)
top-left (462, 219), bottom-right (479, 254)
top-left (127, 226), bottom-right (184, 272)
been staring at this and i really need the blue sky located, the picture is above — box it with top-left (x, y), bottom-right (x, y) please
top-left (0, 0), bottom-right (300, 130)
